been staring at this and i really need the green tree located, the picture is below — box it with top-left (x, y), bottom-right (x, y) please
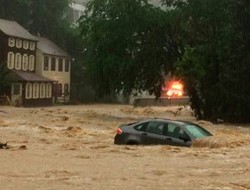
top-left (79, 0), bottom-right (182, 97)
top-left (0, 0), bottom-right (29, 25)
top-left (0, 0), bottom-right (71, 48)
top-left (27, 0), bottom-right (70, 42)
top-left (224, 0), bottom-right (250, 122)
top-left (164, 0), bottom-right (250, 122)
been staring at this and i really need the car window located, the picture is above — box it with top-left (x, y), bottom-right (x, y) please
top-left (184, 124), bottom-right (212, 139)
top-left (167, 124), bottom-right (177, 133)
top-left (163, 124), bottom-right (182, 138)
top-left (134, 123), bottom-right (146, 131)
top-left (145, 122), bottom-right (164, 135)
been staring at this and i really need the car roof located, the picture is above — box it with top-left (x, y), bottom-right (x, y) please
top-left (140, 118), bottom-right (193, 126)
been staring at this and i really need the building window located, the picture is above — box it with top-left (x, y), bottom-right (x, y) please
top-left (46, 83), bottom-right (52, 98)
top-left (29, 55), bottom-right (35, 71)
top-left (23, 40), bottom-right (29, 49)
top-left (51, 57), bottom-right (56, 71)
top-left (40, 83), bottom-right (46, 98)
top-left (33, 83), bottom-right (39, 99)
top-left (7, 52), bottom-right (14, 69)
top-left (58, 58), bottom-right (63, 72)
top-left (15, 53), bottom-right (21, 70)
top-left (65, 59), bottom-right (70, 72)
top-left (8, 37), bottom-right (15, 47)
top-left (13, 84), bottom-right (21, 95)
top-left (16, 39), bottom-right (22, 48)
top-left (64, 83), bottom-right (69, 95)
top-left (22, 54), bottom-right (28, 71)
top-left (30, 41), bottom-right (35, 50)
top-left (25, 83), bottom-right (32, 99)
top-left (44, 56), bottom-right (49, 71)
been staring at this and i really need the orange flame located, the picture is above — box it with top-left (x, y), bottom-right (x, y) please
top-left (163, 81), bottom-right (184, 97)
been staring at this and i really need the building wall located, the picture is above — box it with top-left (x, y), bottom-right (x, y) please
top-left (134, 97), bottom-right (190, 107)
top-left (68, 4), bottom-right (85, 23)
top-left (67, 0), bottom-right (90, 23)
top-left (36, 50), bottom-right (71, 102)
top-left (0, 32), bottom-right (54, 106)
top-left (3, 35), bottom-right (37, 72)
top-left (35, 49), bottom-right (43, 75)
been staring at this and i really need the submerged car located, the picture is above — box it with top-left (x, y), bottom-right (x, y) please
top-left (114, 119), bottom-right (213, 147)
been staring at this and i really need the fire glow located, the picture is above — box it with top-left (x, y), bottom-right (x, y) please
top-left (163, 81), bottom-right (184, 97)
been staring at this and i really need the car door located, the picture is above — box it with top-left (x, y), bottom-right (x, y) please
top-left (140, 122), bottom-right (166, 145)
top-left (162, 123), bottom-right (192, 147)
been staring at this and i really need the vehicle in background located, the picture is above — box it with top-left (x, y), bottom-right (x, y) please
top-left (162, 81), bottom-right (184, 97)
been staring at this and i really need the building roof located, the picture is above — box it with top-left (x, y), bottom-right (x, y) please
top-left (36, 37), bottom-right (69, 57)
top-left (10, 70), bottom-right (55, 82)
top-left (0, 18), bottom-right (37, 41)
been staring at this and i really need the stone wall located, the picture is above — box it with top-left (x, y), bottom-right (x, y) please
top-left (134, 97), bottom-right (189, 107)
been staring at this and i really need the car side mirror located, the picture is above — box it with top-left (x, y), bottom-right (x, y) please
top-left (179, 133), bottom-right (190, 142)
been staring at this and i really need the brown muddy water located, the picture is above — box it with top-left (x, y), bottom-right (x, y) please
top-left (0, 104), bottom-right (250, 190)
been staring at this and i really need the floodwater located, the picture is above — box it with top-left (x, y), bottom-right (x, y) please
top-left (0, 104), bottom-right (249, 190)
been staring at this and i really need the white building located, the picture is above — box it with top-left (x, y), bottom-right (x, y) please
top-left (35, 37), bottom-right (71, 103)
top-left (68, 0), bottom-right (89, 23)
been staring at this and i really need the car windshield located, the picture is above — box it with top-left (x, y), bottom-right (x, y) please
top-left (184, 124), bottom-right (212, 139)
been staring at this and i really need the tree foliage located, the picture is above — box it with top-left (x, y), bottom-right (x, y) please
top-left (0, 0), bottom-right (72, 49)
top-left (79, 0), bottom-right (182, 97)
top-left (28, 0), bottom-right (70, 43)
top-left (0, 0), bottom-right (30, 24)
top-left (163, 0), bottom-right (250, 122)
